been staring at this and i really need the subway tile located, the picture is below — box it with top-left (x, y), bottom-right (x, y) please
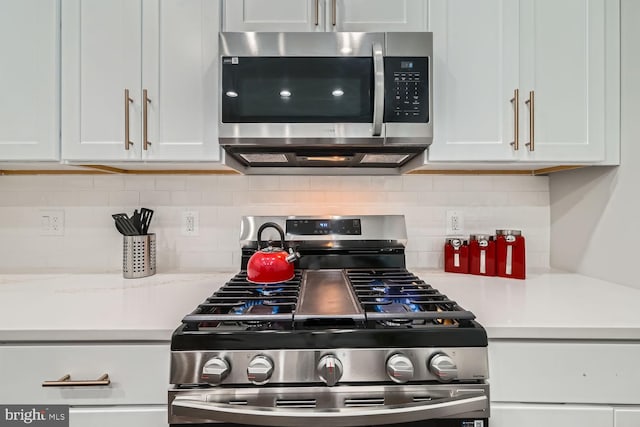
top-left (124, 176), bottom-right (156, 191)
top-left (93, 175), bottom-right (126, 190)
top-left (492, 175), bottom-right (549, 192)
top-left (217, 176), bottom-right (249, 192)
top-left (0, 191), bottom-right (48, 206)
top-left (202, 191), bottom-right (234, 206)
top-left (279, 176), bottom-right (310, 191)
top-left (109, 191), bottom-right (140, 206)
top-left (248, 175), bottom-right (280, 191)
top-left (139, 191), bottom-right (171, 206)
top-left (155, 176), bottom-right (186, 191)
top-left (402, 175), bottom-right (433, 192)
top-left (47, 191), bottom-right (109, 206)
top-left (387, 192), bottom-right (418, 205)
top-left (433, 176), bottom-right (464, 192)
top-left (462, 176), bottom-right (494, 192)
top-left (371, 176), bottom-right (403, 191)
top-left (185, 175), bottom-right (218, 191)
top-left (171, 191), bottom-right (203, 206)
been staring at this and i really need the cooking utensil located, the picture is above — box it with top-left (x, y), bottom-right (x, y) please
top-left (246, 222), bottom-right (300, 284)
top-left (131, 209), bottom-right (142, 234)
top-left (139, 208), bottom-right (154, 235)
top-left (112, 213), bottom-right (139, 236)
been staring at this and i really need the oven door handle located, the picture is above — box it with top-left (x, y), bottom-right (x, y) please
top-left (372, 42), bottom-right (384, 137)
top-left (171, 394), bottom-right (487, 427)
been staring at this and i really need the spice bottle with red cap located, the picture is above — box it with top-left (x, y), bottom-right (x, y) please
top-left (444, 238), bottom-right (469, 274)
top-left (495, 229), bottom-right (526, 279)
top-left (469, 234), bottom-right (496, 276)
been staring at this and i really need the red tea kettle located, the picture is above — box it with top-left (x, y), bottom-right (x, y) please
top-left (247, 222), bottom-right (300, 284)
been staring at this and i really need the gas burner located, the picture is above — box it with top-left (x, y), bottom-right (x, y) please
top-left (231, 300), bottom-right (281, 316)
top-left (253, 285), bottom-right (285, 297)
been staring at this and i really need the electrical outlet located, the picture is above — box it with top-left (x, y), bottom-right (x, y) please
top-left (445, 210), bottom-right (464, 235)
top-left (40, 209), bottom-right (65, 236)
top-left (182, 210), bottom-right (199, 236)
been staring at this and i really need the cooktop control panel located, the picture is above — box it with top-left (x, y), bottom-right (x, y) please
top-left (384, 57), bottom-right (429, 123)
top-left (286, 219), bottom-right (362, 235)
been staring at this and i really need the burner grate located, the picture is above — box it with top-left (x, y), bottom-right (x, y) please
top-left (346, 269), bottom-right (476, 327)
top-left (182, 271), bottom-right (301, 330)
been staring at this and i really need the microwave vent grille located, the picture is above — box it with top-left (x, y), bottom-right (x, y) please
top-left (360, 154), bottom-right (410, 164)
top-left (239, 153), bottom-right (289, 164)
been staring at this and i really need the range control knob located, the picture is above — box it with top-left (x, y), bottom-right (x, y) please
top-left (386, 354), bottom-right (414, 383)
top-left (428, 353), bottom-right (458, 383)
top-left (247, 356), bottom-right (273, 385)
top-left (201, 357), bottom-right (230, 385)
top-left (317, 355), bottom-right (343, 386)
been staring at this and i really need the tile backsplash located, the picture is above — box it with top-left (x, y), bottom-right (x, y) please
top-left (0, 174), bottom-right (549, 273)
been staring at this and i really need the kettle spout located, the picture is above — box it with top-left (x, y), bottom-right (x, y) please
top-left (286, 248), bottom-right (301, 264)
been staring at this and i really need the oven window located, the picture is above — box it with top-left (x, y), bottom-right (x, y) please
top-left (222, 57), bottom-right (373, 123)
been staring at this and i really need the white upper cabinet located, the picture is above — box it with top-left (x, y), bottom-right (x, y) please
top-left (428, 0), bottom-right (519, 162)
top-left (223, 0), bottom-right (322, 32)
top-left (518, 0), bottom-right (615, 163)
top-left (62, 0), bottom-right (220, 162)
top-left (0, 0), bottom-right (60, 161)
top-left (428, 0), bottom-right (619, 164)
top-left (223, 0), bottom-right (427, 32)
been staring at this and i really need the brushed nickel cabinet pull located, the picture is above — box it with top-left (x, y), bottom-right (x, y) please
top-left (42, 373), bottom-right (110, 387)
top-left (525, 90), bottom-right (535, 151)
top-left (332, 0), bottom-right (337, 26)
top-left (314, 0), bottom-right (319, 26)
top-left (143, 89), bottom-right (152, 150)
top-left (510, 89), bottom-right (519, 151)
top-left (124, 89), bottom-right (134, 150)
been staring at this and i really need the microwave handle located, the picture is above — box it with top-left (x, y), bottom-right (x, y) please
top-left (372, 42), bottom-right (384, 137)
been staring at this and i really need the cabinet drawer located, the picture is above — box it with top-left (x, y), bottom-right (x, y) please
top-left (489, 341), bottom-right (640, 404)
top-left (0, 344), bottom-right (169, 405)
top-left (491, 403), bottom-right (613, 427)
top-left (69, 406), bottom-right (167, 427)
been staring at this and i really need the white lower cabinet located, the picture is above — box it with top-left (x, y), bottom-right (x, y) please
top-left (70, 406), bottom-right (166, 427)
top-left (0, 344), bottom-right (169, 425)
top-left (491, 403), bottom-right (613, 427)
top-left (614, 408), bottom-right (640, 427)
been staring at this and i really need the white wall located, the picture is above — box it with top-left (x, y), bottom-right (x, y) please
top-left (550, 0), bottom-right (639, 288)
top-left (0, 174), bottom-right (550, 273)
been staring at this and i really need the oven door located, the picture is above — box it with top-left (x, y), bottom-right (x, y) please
top-left (218, 32), bottom-right (385, 145)
top-left (169, 384), bottom-right (489, 426)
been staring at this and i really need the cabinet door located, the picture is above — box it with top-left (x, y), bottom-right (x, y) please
top-left (491, 403), bottom-right (613, 427)
top-left (330, 0), bottom-right (427, 32)
top-left (142, 0), bottom-right (220, 161)
top-left (61, 0), bottom-right (142, 161)
top-left (223, 0), bottom-right (322, 32)
top-left (518, 0), bottom-right (617, 162)
top-left (427, 0), bottom-right (520, 162)
top-left (70, 406), bottom-right (166, 427)
top-left (0, 0), bottom-right (59, 161)
top-left (615, 408), bottom-right (640, 427)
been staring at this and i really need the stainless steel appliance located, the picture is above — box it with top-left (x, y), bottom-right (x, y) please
top-left (169, 215), bottom-right (489, 426)
top-left (219, 33), bottom-right (433, 175)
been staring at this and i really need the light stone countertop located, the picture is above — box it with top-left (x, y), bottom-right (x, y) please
top-left (1, 270), bottom-right (639, 342)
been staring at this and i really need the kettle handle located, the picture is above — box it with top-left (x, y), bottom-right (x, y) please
top-left (257, 222), bottom-right (286, 250)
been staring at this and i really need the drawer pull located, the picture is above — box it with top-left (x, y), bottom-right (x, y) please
top-left (42, 373), bottom-right (110, 387)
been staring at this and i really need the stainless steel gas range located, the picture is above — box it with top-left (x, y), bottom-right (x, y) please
top-left (168, 215), bottom-right (490, 427)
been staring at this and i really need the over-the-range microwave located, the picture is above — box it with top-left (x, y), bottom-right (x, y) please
top-left (218, 32), bottom-right (433, 174)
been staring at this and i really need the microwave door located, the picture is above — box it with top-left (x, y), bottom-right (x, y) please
top-left (220, 57), bottom-right (383, 145)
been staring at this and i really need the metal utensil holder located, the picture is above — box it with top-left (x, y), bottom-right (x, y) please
top-left (123, 234), bottom-right (156, 278)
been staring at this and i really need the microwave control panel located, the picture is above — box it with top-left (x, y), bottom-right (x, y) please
top-left (384, 57), bottom-right (429, 123)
